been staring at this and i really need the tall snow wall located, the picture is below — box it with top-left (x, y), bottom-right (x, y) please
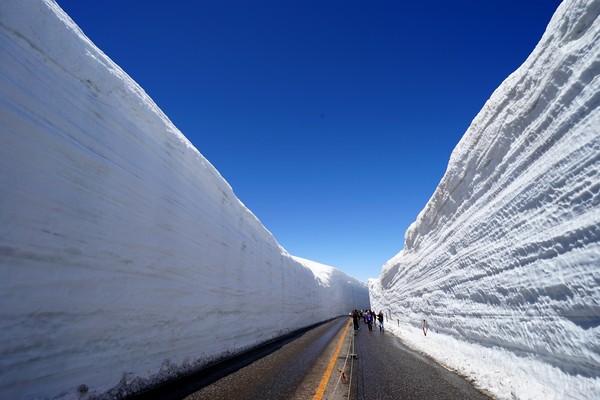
top-left (0, 1), bottom-right (369, 399)
top-left (370, 0), bottom-right (599, 398)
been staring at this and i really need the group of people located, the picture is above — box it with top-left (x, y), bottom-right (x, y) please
top-left (351, 309), bottom-right (384, 332)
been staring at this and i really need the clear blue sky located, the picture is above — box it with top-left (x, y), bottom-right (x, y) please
top-left (57, 0), bottom-right (561, 282)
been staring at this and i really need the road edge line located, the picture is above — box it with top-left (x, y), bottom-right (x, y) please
top-left (313, 320), bottom-right (351, 400)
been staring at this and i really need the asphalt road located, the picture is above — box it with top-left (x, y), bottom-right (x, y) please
top-left (182, 318), bottom-right (348, 400)
top-left (127, 317), bottom-right (492, 400)
top-left (351, 322), bottom-right (492, 400)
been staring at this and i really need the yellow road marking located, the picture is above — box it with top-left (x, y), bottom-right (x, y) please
top-left (313, 320), bottom-right (350, 400)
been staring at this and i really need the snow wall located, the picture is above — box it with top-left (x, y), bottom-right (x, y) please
top-left (0, 1), bottom-right (369, 399)
top-left (370, 0), bottom-right (599, 398)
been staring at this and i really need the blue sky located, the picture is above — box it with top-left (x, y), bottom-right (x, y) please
top-left (57, 0), bottom-right (562, 282)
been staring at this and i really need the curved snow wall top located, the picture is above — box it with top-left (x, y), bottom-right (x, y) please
top-left (371, 0), bottom-right (599, 387)
top-left (0, 1), bottom-right (369, 399)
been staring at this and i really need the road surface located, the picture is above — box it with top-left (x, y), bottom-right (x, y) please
top-left (128, 317), bottom-right (492, 399)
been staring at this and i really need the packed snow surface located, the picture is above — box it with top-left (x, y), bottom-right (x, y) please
top-left (0, 1), bottom-right (369, 399)
top-left (370, 0), bottom-right (600, 399)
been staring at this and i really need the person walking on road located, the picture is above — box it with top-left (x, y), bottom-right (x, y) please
top-left (352, 309), bottom-right (360, 331)
top-left (378, 310), bottom-right (384, 332)
top-left (365, 311), bottom-right (373, 331)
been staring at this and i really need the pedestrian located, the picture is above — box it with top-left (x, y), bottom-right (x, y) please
top-left (378, 310), bottom-right (384, 332)
top-left (352, 309), bottom-right (360, 330)
top-left (365, 311), bottom-right (373, 331)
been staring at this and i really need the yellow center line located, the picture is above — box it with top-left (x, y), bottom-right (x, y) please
top-left (313, 320), bottom-right (351, 400)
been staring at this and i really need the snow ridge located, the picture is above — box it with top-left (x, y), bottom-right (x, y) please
top-left (0, 1), bottom-right (368, 399)
top-left (371, 0), bottom-right (599, 398)
top-left (293, 256), bottom-right (369, 307)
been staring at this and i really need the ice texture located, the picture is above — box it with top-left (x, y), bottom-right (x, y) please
top-left (0, 1), bottom-right (369, 399)
top-left (370, 0), bottom-right (600, 398)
